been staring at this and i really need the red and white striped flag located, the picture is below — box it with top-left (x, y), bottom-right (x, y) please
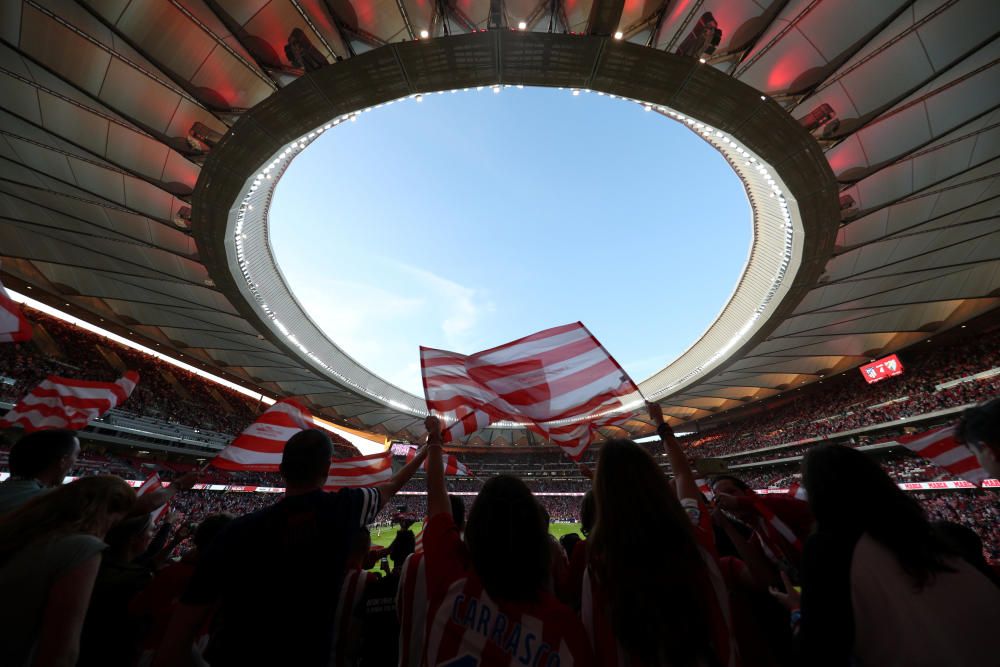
top-left (420, 322), bottom-right (640, 460)
top-left (897, 425), bottom-right (990, 485)
top-left (404, 446), bottom-right (471, 476)
top-left (787, 481), bottom-right (807, 501)
top-left (0, 371), bottom-right (139, 431)
top-left (324, 451), bottom-right (393, 490)
top-left (0, 277), bottom-right (31, 343)
top-left (212, 399), bottom-right (313, 471)
top-left (695, 478), bottom-right (715, 501)
top-left (753, 498), bottom-right (803, 554)
top-left (137, 472), bottom-right (169, 522)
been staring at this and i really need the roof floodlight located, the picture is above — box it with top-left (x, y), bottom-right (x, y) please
top-left (518, 21), bottom-right (527, 30)
top-left (285, 28), bottom-right (327, 72)
top-left (419, 29), bottom-right (429, 38)
top-left (676, 12), bottom-right (722, 60)
top-left (799, 103), bottom-right (838, 134)
top-left (614, 31), bottom-right (623, 40)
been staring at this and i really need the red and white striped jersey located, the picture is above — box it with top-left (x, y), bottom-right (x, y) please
top-left (331, 567), bottom-right (378, 666)
top-left (397, 551), bottom-right (428, 667)
top-left (419, 512), bottom-right (593, 666)
top-left (0, 371), bottom-right (138, 431)
top-left (212, 399), bottom-right (313, 471)
top-left (421, 322), bottom-right (639, 460)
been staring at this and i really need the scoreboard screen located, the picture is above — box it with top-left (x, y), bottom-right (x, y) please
top-left (859, 354), bottom-right (904, 384)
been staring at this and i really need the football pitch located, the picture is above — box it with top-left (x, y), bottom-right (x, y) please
top-left (371, 521), bottom-right (583, 549)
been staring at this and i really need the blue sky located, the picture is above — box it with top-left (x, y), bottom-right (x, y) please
top-left (271, 87), bottom-right (750, 395)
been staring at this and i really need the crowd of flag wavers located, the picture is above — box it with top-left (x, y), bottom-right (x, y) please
top-left (1, 290), bottom-right (1000, 666)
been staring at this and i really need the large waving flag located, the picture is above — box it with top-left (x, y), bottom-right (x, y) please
top-left (324, 451), bottom-right (393, 489)
top-left (421, 322), bottom-right (639, 459)
top-left (897, 425), bottom-right (990, 485)
top-left (212, 399), bottom-right (313, 471)
top-left (404, 446), bottom-right (471, 476)
top-left (0, 277), bottom-right (31, 343)
top-left (0, 371), bottom-right (139, 431)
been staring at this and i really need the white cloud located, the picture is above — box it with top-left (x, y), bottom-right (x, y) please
top-left (288, 268), bottom-right (497, 395)
top-left (395, 263), bottom-right (495, 345)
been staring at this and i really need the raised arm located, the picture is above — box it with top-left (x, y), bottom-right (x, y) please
top-left (648, 401), bottom-right (700, 503)
top-left (424, 416), bottom-right (451, 519)
top-left (375, 444), bottom-right (429, 511)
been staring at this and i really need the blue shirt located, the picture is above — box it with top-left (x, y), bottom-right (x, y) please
top-left (183, 487), bottom-right (381, 666)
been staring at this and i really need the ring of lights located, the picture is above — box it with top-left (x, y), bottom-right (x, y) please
top-left (193, 31), bottom-right (838, 425)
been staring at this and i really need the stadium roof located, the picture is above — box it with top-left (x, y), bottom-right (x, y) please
top-left (1, 0), bottom-right (999, 447)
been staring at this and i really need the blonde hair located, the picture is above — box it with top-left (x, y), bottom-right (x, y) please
top-left (0, 475), bottom-right (136, 563)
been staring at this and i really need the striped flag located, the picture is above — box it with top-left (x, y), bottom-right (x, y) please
top-left (420, 322), bottom-right (640, 460)
top-left (0, 371), bottom-right (139, 431)
top-left (696, 478), bottom-right (715, 501)
top-left (212, 399), bottom-right (312, 471)
top-left (753, 499), bottom-right (803, 554)
top-left (137, 472), bottom-right (168, 522)
top-left (897, 425), bottom-right (990, 485)
top-left (324, 451), bottom-right (393, 490)
top-left (787, 481), bottom-right (807, 500)
top-left (404, 446), bottom-right (471, 476)
top-left (0, 277), bottom-right (31, 343)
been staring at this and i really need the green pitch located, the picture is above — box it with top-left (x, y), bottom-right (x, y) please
top-left (371, 521), bottom-right (583, 550)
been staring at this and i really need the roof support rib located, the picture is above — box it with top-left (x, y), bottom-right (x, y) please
top-left (734, 0), bottom-right (823, 78)
top-left (523, 0), bottom-right (550, 31)
top-left (394, 0), bottom-right (416, 40)
top-left (662, 0), bottom-right (705, 53)
top-left (320, 1), bottom-right (386, 53)
top-left (586, 0), bottom-right (625, 36)
top-left (720, 0), bottom-right (793, 73)
top-left (489, 0), bottom-right (508, 30)
top-left (200, 0), bottom-right (297, 81)
top-left (72, 0), bottom-right (238, 114)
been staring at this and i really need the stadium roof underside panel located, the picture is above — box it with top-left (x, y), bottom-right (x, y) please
top-left (0, 0), bottom-right (997, 447)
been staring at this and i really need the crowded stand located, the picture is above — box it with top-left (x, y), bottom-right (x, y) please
top-left (0, 311), bottom-right (260, 435)
top-left (680, 327), bottom-right (1000, 459)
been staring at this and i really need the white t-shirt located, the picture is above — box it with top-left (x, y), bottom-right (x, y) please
top-left (851, 533), bottom-right (1000, 667)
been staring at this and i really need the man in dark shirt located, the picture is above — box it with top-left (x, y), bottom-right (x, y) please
top-left (155, 429), bottom-right (428, 666)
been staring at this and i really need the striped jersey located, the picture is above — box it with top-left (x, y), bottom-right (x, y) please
top-left (419, 513), bottom-right (594, 666)
top-left (397, 551), bottom-right (428, 667)
top-left (331, 568), bottom-right (378, 666)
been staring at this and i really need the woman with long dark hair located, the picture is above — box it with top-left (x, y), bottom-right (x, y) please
top-left (583, 403), bottom-right (736, 667)
top-left (787, 444), bottom-right (1000, 666)
top-left (0, 475), bottom-right (136, 666)
top-left (419, 416), bottom-right (593, 666)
